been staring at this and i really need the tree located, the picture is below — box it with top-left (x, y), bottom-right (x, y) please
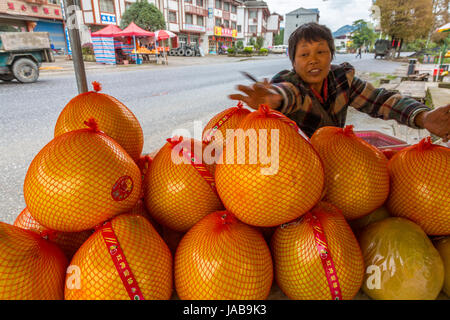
top-left (274, 29), bottom-right (284, 46)
top-left (120, 0), bottom-right (165, 31)
top-left (351, 19), bottom-right (377, 49)
top-left (375, 0), bottom-right (434, 56)
top-left (248, 38), bottom-right (256, 46)
top-left (255, 36), bottom-right (265, 50)
top-left (430, 0), bottom-right (449, 44)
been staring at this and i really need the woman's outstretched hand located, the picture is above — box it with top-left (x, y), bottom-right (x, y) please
top-left (228, 78), bottom-right (283, 110)
top-left (415, 104), bottom-right (450, 142)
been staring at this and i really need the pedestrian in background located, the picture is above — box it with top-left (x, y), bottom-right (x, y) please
top-left (356, 47), bottom-right (362, 59)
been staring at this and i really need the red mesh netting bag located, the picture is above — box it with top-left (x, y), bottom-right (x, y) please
top-left (174, 211), bottom-right (273, 300)
top-left (386, 137), bottom-right (450, 235)
top-left (0, 221), bottom-right (68, 299)
top-left (143, 137), bottom-right (224, 232)
top-left (24, 120), bottom-right (142, 232)
top-left (310, 125), bottom-right (390, 220)
top-left (271, 202), bottom-right (364, 300)
top-left (214, 105), bottom-right (324, 227)
top-left (202, 101), bottom-right (251, 144)
top-left (14, 207), bottom-right (93, 260)
top-left (65, 214), bottom-right (173, 300)
top-left (54, 81), bottom-right (143, 162)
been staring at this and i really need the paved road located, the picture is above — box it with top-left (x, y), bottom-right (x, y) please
top-left (0, 53), bottom-right (403, 224)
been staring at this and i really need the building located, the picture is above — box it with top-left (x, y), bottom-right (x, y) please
top-left (75, 0), bottom-right (242, 54)
top-left (0, 0), bottom-right (65, 49)
top-left (283, 7), bottom-right (319, 45)
top-left (205, 0), bottom-right (242, 54)
top-left (266, 12), bottom-right (282, 47)
top-left (236, 1), bottom-right (269, 47)
top-left (333, 25), bottom-right (357, 52)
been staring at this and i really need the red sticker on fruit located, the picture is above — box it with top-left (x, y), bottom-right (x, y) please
top-left (111, 176), bottom-right (133, 201)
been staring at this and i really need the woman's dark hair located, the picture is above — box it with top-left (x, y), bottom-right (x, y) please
top-left (288, 22), bottom-right (335, 64)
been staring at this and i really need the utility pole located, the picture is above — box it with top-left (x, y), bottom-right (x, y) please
top-left (62, 0), bottom-right (88, 94)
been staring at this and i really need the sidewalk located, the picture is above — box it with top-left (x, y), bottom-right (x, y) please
top-left (39, 54), bottom-right (286, 75)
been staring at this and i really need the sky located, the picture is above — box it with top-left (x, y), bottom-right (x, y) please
top-left (264, 0), bottom-right (376, 32)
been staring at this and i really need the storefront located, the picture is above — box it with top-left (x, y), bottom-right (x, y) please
top-left (208, 26), bottom-right (237, 54)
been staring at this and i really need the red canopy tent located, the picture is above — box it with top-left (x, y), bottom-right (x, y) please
top-left (114, 22), bottom-right (155, 62)
top-left (114, 22), bottom-right (155, 37)
top-left (91, 24), bottom-right (122, 37)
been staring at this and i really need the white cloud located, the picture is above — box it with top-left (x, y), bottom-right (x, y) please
top-left (264, 0), bottom-right (375, 32)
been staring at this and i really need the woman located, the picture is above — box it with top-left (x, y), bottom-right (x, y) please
top-left (229, 23), bottom-right (450, 142)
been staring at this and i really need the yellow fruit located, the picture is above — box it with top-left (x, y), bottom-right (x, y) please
top-left (24, 125), bottom-right (142, 232)
top-left (14, 207), bottom-right (93, 260)
top-left (360, 217), bottom-right (444, 300)
top-left (387, 137), bottom-right (450, 235)
top-left (311, 125), bottom-right (390, 220)
top-left (215, 105), bottom-right (324, 227)
top-left (271, 202), bottom-right (364, 300)
top-left (349, 206), bottom-right (391, 235)
top-left (144, 137), bottom-right (223, 232)
top-left (65, 214), bottom-right (173, 300)
top-left (0, 221), bottom-right (68, 299)
top-left (54, 81), bottom-right (143, 161)
top-left (434, 237), bottom-right (450, 297)
top-left (175, 211), bottom-right (273, 299)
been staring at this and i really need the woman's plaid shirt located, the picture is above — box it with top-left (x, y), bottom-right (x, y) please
top-left (270, 62), bottom-right (431, 138)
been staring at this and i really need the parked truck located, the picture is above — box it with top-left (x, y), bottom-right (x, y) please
top-left (0, 32), bottom-right (55, 83)
top-left (374, 39), bottom-right (393, 59)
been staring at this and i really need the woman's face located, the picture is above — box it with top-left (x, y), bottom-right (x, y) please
top-left (293, 39), bottom-right (332, 90)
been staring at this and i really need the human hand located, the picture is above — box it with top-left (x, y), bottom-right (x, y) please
top-left (228, 78), bottom-right (283, 110)
top-left (415, 104), bottom-right (450, 142)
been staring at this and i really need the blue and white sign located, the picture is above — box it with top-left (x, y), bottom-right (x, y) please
top-left (208, 8), bottom-right (213, 19)
top-left (101, 14), bottom-right (117, 25)
top-left (65, 26), bottom-right (72, 55)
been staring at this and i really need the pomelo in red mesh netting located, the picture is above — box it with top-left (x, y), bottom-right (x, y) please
top-left (202, 101), bottom-right (251, 144)
top-left (24, 119), bottom-right (142, 232)
top-left (360, 217), bottom-right (444, 300)
top-left (271, 202), bottom-right (364, 300)
top-left (143, 136), bottom-right (224, 232)
top-left (215, 105), bottom-right (324, 227)
top-left (0, 221), bottom-right (68, 299)
top-left (175, 211), bottom-right (273, 299)
top-left (14, 207), bottom-right (93, 260)
top-left (310, 125), bottom-right (390, 220)
top-left (65, 214), bottom-right (173, 300)
top-left (386, 137), bottom-right (450, 235)
top-left (54, 81), bottom-right (143, 162)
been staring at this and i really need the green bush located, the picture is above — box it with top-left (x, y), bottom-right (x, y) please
top-left (259, 48), bottom-right (268, 54)
top-left (227, 47), bottom-right (236, 54)
top-left (244, 47), bottom-right (253, 55)
top-left (81, 43), bottom-right (94, 55)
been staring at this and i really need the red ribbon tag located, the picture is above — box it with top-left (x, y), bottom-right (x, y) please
top-left (306, 212), bottom-right (343, 300)
top-left (181, 147), bottom-right (219, 196)
top-left (99, 221), bottom-right (145, 300)
top-left (203, 103), bottom-right (243, 143)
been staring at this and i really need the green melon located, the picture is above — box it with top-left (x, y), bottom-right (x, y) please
top-left (434, 237), bottom-right (450, 297)
top-left (359, 217), bottom-right (444, 300)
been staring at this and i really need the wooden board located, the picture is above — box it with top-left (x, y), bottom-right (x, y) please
top-left (396, 81), bottom-right (426, 101)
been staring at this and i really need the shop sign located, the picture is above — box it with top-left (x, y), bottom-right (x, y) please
top-left (184, 24), bottom-right (206, 33)
top-left (208, 8), bottom-right (213, 18)
top-left (101, 13), bottom-right (116, 24)
top-left (214, 27), bottom-right (237, 38)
